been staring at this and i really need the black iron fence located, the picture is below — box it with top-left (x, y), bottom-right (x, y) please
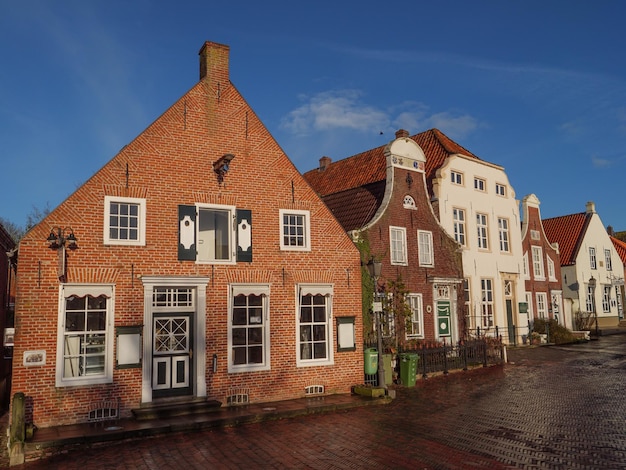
top-left (363, 337), bottom-right (505, 386)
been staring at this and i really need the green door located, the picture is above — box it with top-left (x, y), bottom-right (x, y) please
top-left (437, 301), bottom-right (451, 337)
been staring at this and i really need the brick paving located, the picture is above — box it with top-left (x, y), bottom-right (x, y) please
top-left (9, 335), bottom-right (626, 469)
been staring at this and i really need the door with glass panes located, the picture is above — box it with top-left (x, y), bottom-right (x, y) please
top-left (152, 313), bottom-right (193, 397)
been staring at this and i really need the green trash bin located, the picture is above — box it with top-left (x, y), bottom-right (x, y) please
top-left (364, 348), bottom-right (378, 375)
top-left (399, 353), bottom-right (418, 387)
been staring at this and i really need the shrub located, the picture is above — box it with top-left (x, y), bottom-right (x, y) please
top-left (532, 318), bottom-right (575, 344)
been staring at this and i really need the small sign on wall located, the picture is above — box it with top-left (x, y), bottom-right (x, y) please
top-left (116, 325), bottom-right (143, 369)
top-left (23, 350), bottom-right (46, 367)
top-left (336, 317), bottom-right (356, 352)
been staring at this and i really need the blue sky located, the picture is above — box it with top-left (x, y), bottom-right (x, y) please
top-left (2, 1), bottom-right (626, 231)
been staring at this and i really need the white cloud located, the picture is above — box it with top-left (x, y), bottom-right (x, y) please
top-left (592, 156), bottom-right (612, 168)
top-left (280, 90), bottom-right (481, 139)
top-left (281, 90), bottom-right (389, 135)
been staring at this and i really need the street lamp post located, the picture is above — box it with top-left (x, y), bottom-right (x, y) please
top-left (366, 258), bottom-right (386, 391)
top-left (589, 276), bottom-right (598, 337)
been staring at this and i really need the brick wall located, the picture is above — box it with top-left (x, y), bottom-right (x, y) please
top-left (12, 42), bottom-right (363, 428)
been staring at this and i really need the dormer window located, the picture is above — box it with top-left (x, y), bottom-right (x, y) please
top-left (403, 195), bottom-right (416, 210)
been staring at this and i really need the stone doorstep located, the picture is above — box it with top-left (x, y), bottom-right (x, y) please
top-left (131, 399), bottom-right (223, 420)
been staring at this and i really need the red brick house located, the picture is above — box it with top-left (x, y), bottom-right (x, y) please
top-left (609, 233), bottom-right (626, 322)
top-left (304, 129), bottom-right (464, 347)
top-left (10, 41), bottom-right (362, 429)
top-left (520, 194), bottom-right (564, 330)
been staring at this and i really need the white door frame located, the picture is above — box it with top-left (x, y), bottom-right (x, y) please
top-left (141, 276), bottom-right (209, 404)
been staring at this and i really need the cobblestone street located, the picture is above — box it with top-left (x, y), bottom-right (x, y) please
top-left (13, 335), bottom-right (626, 469)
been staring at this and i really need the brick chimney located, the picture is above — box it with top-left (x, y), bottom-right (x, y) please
top-left (395, 129), bottom-right (409, 139)
top-left (319, 156), bottom-right (332, 171)
top-left (199, 41), bottom-right (230, 83)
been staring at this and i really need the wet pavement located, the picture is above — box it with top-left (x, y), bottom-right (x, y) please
top-left (10, 335), bottom-right (626, 469)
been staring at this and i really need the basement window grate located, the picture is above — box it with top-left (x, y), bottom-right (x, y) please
top-left (226, 388), bottom-right (250, 406)
top-left (305, 385), bottom-right (324, 395)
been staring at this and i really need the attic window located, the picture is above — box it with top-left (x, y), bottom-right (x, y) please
top-left (403, 195), bottom-right (416, 210)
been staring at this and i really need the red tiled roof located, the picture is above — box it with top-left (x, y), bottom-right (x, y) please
top-left (542, 212), bottom-right (591, 266)
top-left (302, 129), bottom-right (482, 231)
top-left (610, 236), bottom-right (626, 266)
top-left (303, 128), bottom-right (482, 198)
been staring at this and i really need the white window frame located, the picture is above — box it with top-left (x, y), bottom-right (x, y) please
top-left (453, 207), bottom-right (466, 246)
top-left (406, 294), bottom-right (424, 339)
top-left (525, 292), bottom-right (534, 318)
top-left (228, 284), bottom-right (271, 373)
top-left (605, 249), bottom-right (613, 271)
top-left (103, 196), bottom-right (146, 246)
top-left (474, 177), bottom-right (486, 192)
top-left (586, 284), bottom-right (595, 313)
top-left (522, 253), bottom-right (530, 279)
top-left (390, 226), bottom-right (408, 265)
top-left (498, 217), bottom-right (510, 253)
top-left (197, 204), bottom-right (236, 264)
top-left (547, 256), bottom-right (556, 281)
top-left (532, 246), bottom-right (545, 279)
top-left (480, 278), bottom-right (494, 329)
top-left (418, 230), bottom-right (434, 267)
top-left (280, 209), bottom-right (311, 252)
top-left (536, 292), bottom-right (547, 319)
top-left (451, 170), bottom-right (463, 185)
top-left (476, 213), bottom-right (489, 250)
top-left (589, 247), bottom-right (597, 270)
top-left (495, 183), bottom-right (506, 197)
top-left (296, 284), bottom-right (334, 367)
top-left (602, 285), bottom-right (611, 313)
top-left (56, 284), bottom-right (115, 387)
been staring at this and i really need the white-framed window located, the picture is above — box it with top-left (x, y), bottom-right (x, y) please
top-left (474, 177), bottom-right (486, 191)
top-left (498, 217), bottom-right (510, 252)
top-left (297, 285), bottom-right (333, 366)
top-left (532, 246), bottom-right (544, 279)
top-left (536, 292), bottom-right (547, 319)
top-left (589, 247), bottom-right (597, 270)
top-left (406, 294), bottom-right (423, 338)
top-left (605, 249), bottom-right (613, 271)
top-left (280, 209), bottom-right (311, 251)
top-left (530, 229), bottom-right (540, 240)
top-left (547, 256), bottom-right (556, 281)
top-left (480, 278), bottom-right (494, 328)
top-left (602, 285), bottom-right (611, 313)
top-left (522, 253), bottom-right (530, 279)
top-left (495, 183), bottom-right (506, 197)
top-left (390, 226), bottom-right (407, 265)
top-left (104, 196), bottom-right (146, 246)
top-left (476, 213), bottom-right (489, 250)
top-left (418, 230), bottom-right (434, 267)
top-left (56, 284), bottom-right (114, 387)
top-left (616, 286), bottom-right (623, 318)
top-left (586, 283), bottom-right (595, 313)
top-left (403, 195), bottom-right (416, 210)
top-left (450, 170), bottom-right (463, 185)
top-left (525, 292), bottom-right (534, 318)
top-left (197, 204), bottom-right (236, 263)
top-left (453, 208), bottom-right (466, 246)
top-left (229, 284), bottom-right (270, 372)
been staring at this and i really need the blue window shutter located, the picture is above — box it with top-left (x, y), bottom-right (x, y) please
top-left (178, 205), bottom-right (196, 261)
top-left (236, 209), bottom-right (252, 262)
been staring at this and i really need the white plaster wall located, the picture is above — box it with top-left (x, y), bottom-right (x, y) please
top-left (432, 155), bottom-right (525, 341)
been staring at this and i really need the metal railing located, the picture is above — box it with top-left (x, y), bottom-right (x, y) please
top-left (363, 337), bottom-right (505, 386)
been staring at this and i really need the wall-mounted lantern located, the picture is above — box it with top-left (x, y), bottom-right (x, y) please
top-left (46, 227), bottom-right (78, 281)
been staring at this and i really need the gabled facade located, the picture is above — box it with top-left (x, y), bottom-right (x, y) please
top-left (520, 194), bottom-right (564, 329)
top-left (426, 131), bottom-right (525, 344)
top-left (305, 130), bottom-right (466, 345)
top-left (543, 202), bottom-right (622, 330)
top-left (11, 41), bottom-right (362, 429)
